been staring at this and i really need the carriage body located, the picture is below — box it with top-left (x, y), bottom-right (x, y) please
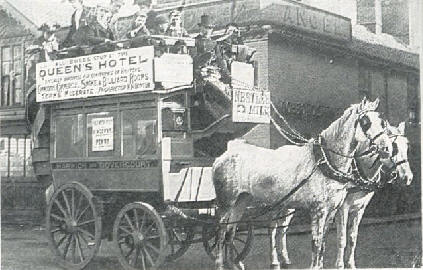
top-left (30, 39), bottom-right (259, 269)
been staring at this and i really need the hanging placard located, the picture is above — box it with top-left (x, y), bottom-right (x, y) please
top-left (92, 117), bottom-right (114, 151)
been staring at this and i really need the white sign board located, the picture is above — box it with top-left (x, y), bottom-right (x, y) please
top-left (36, 46), bottom-right (154, 102)
top-left (92, 117), bottom-right (114, 151)
top-left (154, 54), bottom-right (193, 84)
top-left (233, 89), bottom-right (270, 123)
top-left (231, 61), bottom-right (254, 90)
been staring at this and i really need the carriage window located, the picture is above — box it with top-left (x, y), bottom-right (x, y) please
top-left (121, 109), bottom-right (157, 158)
top-left (55, 114), bottom-right (84, 159)
top-left (87, 112), bottom-right (119, 157)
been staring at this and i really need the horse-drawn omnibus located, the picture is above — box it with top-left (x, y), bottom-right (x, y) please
top-left (28, 35), bottom-right (267, 270)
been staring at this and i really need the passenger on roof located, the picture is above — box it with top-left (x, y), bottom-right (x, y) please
top-left (63, 0), bottom-right (90, 47)
top-left (165, 7), bottom-right (189, 38)
top-left (33, 23), bottom-right (60, 62)
top-left (73, 0), bottom-right (117, 53)
top-left (127, 9), bottom-right (153, 47)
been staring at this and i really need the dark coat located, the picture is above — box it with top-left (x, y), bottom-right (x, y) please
top-left (63, 9), bottom-right (89, 47)
top-left (73, 21), bottom-right (115, 53)
top-left (127, 26), bottom-right (152, 47)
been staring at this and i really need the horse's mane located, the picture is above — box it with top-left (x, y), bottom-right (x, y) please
top-left (321, 104), bottom-right (359, 142)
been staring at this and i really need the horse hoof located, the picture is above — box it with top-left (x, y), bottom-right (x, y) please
top-left (270, 263), bottom-right (281, 270)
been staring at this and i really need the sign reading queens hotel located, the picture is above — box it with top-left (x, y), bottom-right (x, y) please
top-left (36, 46), bottom-right (154, 102)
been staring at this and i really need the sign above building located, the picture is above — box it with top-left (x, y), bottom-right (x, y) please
top-left (36, 46), bottom-right (154, 102)
top-left (258, 1), bottom-right (352, 41)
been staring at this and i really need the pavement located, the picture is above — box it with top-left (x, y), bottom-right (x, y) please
top-left (1, 214), bottom-right (421, 270)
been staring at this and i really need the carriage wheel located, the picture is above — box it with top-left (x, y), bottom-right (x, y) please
top-left (113, 202), bottom-right (167, 270)
top-left (46, 182), bottom-right (102, 270)
top-left (202, 222), bottom-right (254, 264)
top-left (165, 225), bottom-right (195, 262)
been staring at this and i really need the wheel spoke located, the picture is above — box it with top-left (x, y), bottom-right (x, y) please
top-left (76, 205), bottom-right (90, 222)
top-left (75, 234), bottom-right (85, 263)
top-left (62, 235), bottom-right (72, 259)
top-left (78, 228), bottom-right (95, 240)
top-left (145, 242), bottom-right (160, 256)
top-left (77, 219), bottom-right (96, 227)
top-left (140, 247), bottom-right (147, 270)
top-left (145, 234), bottom-right (160, 240)
top-left (139, 211), bottom-right (146, 232)
top-left (72, 235), bottom-right (77, 263)
top-left (51, 227), bottom-right (63, 234)
top-left (125, 246), bottom-right (135, 258)
top-left (51, 213), bottom-right (66, 222)
top-left (132, 246), bottom-right (140, 267)
top-left (56, 234), bottom-right (68, 248)
top-left (61, 190), bottom-right (72, 219)
top-left (74, 193), bottom-right (84, 220)
top-left (143, 247), bottom-right (155, 266)
top-left (124, 213), bottom-right (136, 232)
top-left (133, 208), bottom-right (140, 230)
top-left (54, 199), bottom-right (69, 219)
top-left (71, 189), bottom-right (75, 219)
top-left (119, 226), bottom-right (132, 236)
top-left (142, 222), bottom-right (155, 236)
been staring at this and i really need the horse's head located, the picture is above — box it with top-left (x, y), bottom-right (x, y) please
top-left (381, 122), bottom-right (413, 186)
top-left (353, 98), bottom-right (392, 158)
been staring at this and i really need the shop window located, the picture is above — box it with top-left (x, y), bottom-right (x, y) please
top-left (1, 45), bottom-right (24, 107)
top-left (121, 108), bottom-right (157, 158)
top-left (55, 114), bottom-right (84, 159)
top-left (87, 112), bottom-right (119, 158)
top-left (0, 136), bottom-right (34, 178)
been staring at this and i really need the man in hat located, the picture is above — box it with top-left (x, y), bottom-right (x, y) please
top-left (165, 8), bottom-right (188, 37)
top-left (63, 0), bottom-right (89, 47)
top-left (149, 14), bottom-right (168, 35)
top-left (126, 8), bottom-right (152, 47)
top-left (73, 0), bottom-right (116, 53)
top-left (194, 14), bottom-right (215, 55)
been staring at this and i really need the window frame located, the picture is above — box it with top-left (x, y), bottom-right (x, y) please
top-left (1, 43), bottom-right (26, 108)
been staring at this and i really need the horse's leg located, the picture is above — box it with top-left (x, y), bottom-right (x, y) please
top-left (226, 194), bottom-right (250, 270)
top-left (319, 208), bottom-right (339, 268)
top-left (277, 209), bottom-right (295, 268)
top-left (335, 205), bottom-right (349, 269)
top-left (269, 220), bottom-right (280, 270)
top-left (216, 209), bottom-right (230, 270)
top-left (344, 207), bottom-right (366, 269)
top-left (310, 208), bottom-right (329, 269)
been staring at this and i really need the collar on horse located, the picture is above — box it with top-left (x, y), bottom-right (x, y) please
top-left (313, 136), bottom-right (384, 193)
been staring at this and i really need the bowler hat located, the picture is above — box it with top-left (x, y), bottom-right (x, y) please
top-left (198, 14), bottom-right (214, 28)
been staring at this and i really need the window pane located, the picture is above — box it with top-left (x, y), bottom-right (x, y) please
top-left (88, 112), bottom-right (118, 157)
top-left (13, 46), bottom-right (21, 59)
top-left (2, 62), bottom-right (12, 75)
top-left (25, 138), bottom-right (34, 176)
top-left (9, 137), bottom-right (24, 176)
top-left (122, 109), bottom-right (157, 158)
top-left (14, 88), bottom-right (22, 105)
top-left (0, 137), bottom-right (9, 177)
top-left (55, 114), bottom-right (84, 158)
top-left (2, 47), bottom-right (11, 61)
top-left (14, 61), bottom-right (22, 74)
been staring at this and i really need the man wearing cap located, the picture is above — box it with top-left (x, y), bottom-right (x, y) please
top-left (33, 23), bottom-right (60, 61)
top-left (73, 1), bottom-right (116, 53)
top-left (127, 9), bottom-right (152, 47)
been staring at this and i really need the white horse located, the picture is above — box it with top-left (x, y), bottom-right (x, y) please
top-left (334, 121), bottom-right (413, 269)
top-left (275, 121), bottom-right (413, 269)
top-left (212, 98), bottom-right (392, 270)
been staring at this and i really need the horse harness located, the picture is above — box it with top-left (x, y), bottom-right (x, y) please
top-left (313, 136), bottom-right (384, 193)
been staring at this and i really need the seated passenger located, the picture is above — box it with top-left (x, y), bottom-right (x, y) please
top-left (127, 9), bottom-right (150, 38)
top-left (62, 0), bottom-right (90, 48)
top-left (73, 1), bottom-right (116, 53)
top-left (148, 13), bottom-right (168, 35)
top-left (110, 0), bottom-right (141, 40)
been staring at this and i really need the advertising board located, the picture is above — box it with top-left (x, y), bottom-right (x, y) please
top-left (36, 46), bottom-right (154, 102)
